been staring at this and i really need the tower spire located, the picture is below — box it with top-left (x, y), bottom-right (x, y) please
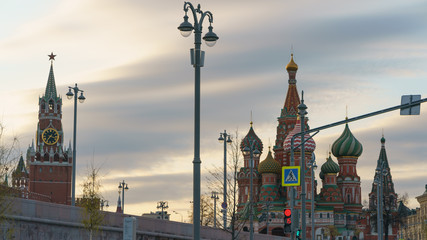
top-left (45, 52), bottom-right (58, 100)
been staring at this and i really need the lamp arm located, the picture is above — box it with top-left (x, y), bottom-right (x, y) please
top-left (183, 2), bottom-right (200, 30)
top-left (199, 11), bottom-right (214, 26)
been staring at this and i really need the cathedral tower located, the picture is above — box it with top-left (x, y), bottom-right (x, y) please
top-left (237, 122), bottom-right (263, 208)
top-left (27, 53), bottom-right (73, 205)
top-left (274, 54), bottom-right (301, 166)
top-left (331, 122), bottom-right (363, 213)
top-left (368, 136), bottom-right (397, 211)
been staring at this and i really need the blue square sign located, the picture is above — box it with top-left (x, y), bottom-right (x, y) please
top-left (282, 166), bottom-right (300, 186)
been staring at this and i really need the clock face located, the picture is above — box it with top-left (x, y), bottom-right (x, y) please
top-left (42, 128), bottom-right (59, 145)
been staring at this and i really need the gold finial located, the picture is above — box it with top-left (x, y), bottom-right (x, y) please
top-left (250, 121), bottom-right (253, 127)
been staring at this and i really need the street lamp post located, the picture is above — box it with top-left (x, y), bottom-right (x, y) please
top-left (100, 199), bottom-right (109, 211)
top-left (66, 84), bottom-right (86, 206)
top-left (177, 2), bottom-right (218, 239)
top-left (218, 130), bottom-right (232, 229)
top-left (118, 180), bottom-right (129, 213)
top-left (263, 200), bottom-right (272, 235)
top-left (298, 92), bottom-right (308, 240)
top-left (243, 140), bottom-right (261, 240)
top-left (157, 201), bottom-right (169, 220)
top-left (308, 155), bottom-right (317, 240)
top-left (288, 94), bottom-right (427, 240)
top-left (375, 161), bottom-right (388, 240)
top-left (211, 191), bottom-right (219, 227)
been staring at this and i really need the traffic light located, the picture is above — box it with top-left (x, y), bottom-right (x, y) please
top-left (296, 229), bottom-right (301, 239)
top-left (283, 208), bottom-right (292, 233)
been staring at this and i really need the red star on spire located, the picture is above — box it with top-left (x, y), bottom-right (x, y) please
top-left (48, 52), bottom-right (56, 61)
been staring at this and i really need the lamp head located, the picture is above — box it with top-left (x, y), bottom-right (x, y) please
top-left (66, 89), bottom-right (74, 100)
top-left (78, 92), bottom-right (86, 103)
top-left (243, 146), bottom-right (250, 156)
top-left (178, 14), bottom-right (193, 37)
top-left (203, 25), bottom-right (219, 47)
top-left (218, 133), bottom-right (224, 142)
top-left (226, 135), bottom-right (232, 144)
top-left (253, 149), bottom-right (261, 158)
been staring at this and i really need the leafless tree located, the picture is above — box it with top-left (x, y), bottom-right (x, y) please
top-left (205, 129), bottom-right (246, 239)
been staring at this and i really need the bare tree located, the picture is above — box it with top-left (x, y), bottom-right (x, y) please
top-left (205, 129), bottom-right (246, 239)
top-left (188, 194), bottom-right (215, 226)
top-left (80, 163), bottom-right (104, 240)
top-left (397, 192), bottom-right (409, 205)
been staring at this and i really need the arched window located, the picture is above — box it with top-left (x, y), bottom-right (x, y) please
top-left (347, 194), bottom-right (351, 203)
top-left (41, 102), bottom-right (46, 112)
top-left (54, 154), bottom-right (59, 162)
top-left (44, 153), bottom-right (49, 162)
top-left (49, 100), bottom-right (54, 110)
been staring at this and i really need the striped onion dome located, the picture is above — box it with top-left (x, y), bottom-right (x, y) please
top-left (321, 153), bottom-right (340, 174)
top-left (240, 122), bottom-right (263, 154)
top-left (258, 148), bottom-right (281, 174)
top-left (331, 123), bottom-right (363, 157)
top-left (283, 118), bottom-right (316, 152)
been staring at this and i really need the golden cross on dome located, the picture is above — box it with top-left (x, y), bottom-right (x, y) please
top-left (48, 52), bottom-right (56, 61)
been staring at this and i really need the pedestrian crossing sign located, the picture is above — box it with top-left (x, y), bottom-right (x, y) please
top-left (282, 166), bottom-right (300, 186)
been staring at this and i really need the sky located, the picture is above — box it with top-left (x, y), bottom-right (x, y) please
top-left (0, 0), bottom-right (426, 222)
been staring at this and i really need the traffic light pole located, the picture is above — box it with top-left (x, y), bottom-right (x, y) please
top-left (290, 94), bottom-right (426, 239)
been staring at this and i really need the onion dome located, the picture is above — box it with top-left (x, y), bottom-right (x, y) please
top-left (331, 123), bottom-right (363, 157)
top-left (258, 148), bottom-right (281, 174)
top-left (321, 153), bottom-right (340, 174)
top-left (286, 54), bottom-right (298, 71)
top-left (283, 117), bottom-right (316, 152)
top-left (240, 122), bottom-right (263, 154)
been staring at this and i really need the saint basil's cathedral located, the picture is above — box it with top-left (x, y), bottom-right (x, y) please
top-left (237, 55), bottom-right (400, 239)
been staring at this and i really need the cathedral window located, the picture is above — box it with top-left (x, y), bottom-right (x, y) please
top-left (320, 213), bottom-right (322, 218)
top-left (39, 167), bottom-right (42, 173)
top-left (327, 213), bottom-right (330, 218)
top-left (347, 194), bottom-right (350, 203)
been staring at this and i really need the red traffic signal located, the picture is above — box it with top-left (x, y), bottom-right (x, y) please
top-left (284, 208), bottom-right (291, 217)
top-left (284, 208), bottom-right (292, 233)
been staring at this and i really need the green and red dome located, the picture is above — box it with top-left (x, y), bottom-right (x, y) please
top-left (331, 123), bottom-right (363, 157)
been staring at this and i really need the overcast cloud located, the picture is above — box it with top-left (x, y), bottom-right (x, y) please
top-left (0, 0), bottom-right (426, 221)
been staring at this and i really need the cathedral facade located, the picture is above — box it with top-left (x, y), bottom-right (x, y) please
top-left (237, 55), bottom-right (399, 239)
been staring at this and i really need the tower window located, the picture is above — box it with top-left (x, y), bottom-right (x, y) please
top-left (49, 100), bottom-right (54, 110)
top-left (39, 168), bottom-right (42, 173)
